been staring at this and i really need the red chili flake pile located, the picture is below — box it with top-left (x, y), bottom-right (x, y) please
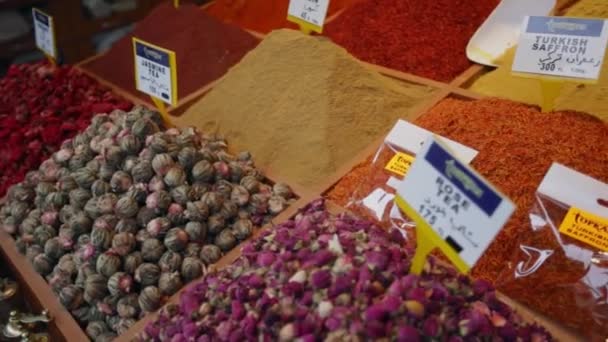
top-left (324, 0), bottom-right (499, 82)
top-left (205, 0), bottom-right (356, 34)
top-left (0, 61), bottom-right (131, 198)
top-left (413, 98), bottom-right (608, 336)
top-left (82, 3), bottom-right (259, 105)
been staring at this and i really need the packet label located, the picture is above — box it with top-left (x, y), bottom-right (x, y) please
top-left (384, 152), bottom-right (415, 177)
top-left (559, 207), bottom-right (608, 251)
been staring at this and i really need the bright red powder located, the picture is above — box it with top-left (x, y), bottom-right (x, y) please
top-left (0, 61), bottom-right (132, 197)
top-left (205, 0), bottom-right (356, 34)
top-left (82, 3), bottom-right (259, 104)
top-left (325, 0), bottom-right (499, 82)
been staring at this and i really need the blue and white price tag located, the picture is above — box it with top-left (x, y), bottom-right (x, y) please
top-left (32, 8), bottom-right (56, 59)
top-left (132, 38), bottom-right (178, 106)
top-left (513, 16), bottom-right (608, 80)
top-left (396, 136), bottom-right (515, 270)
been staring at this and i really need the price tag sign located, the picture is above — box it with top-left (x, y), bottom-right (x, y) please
top-left (512, 16), bottom-right (608, 80)
top-left (32, 8), bottom-right (56, 59)
top-left (287, 0), bottom-right (330, 34)
top-left (132, 38), bottom-right (178, 106)
top-left (395, 136), bottom-right (515, 273)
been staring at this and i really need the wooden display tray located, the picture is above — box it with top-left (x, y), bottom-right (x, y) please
top-left (1, 3), bottom-right (592, 339)
top-left (0, 165), bottom-right (306, 342)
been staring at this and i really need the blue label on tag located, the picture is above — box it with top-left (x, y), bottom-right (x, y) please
top-left (33, 9), bottom-right (49, 25)
top-left (135, 41), bottom-right (170, 67)
top-left (526, 16), bottom-right (604, 37)
top-left (425, 142), bottom-right (501, 216)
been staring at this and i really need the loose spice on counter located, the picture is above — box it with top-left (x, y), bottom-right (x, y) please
top-left (173, 29), bottom-right (436, 188)
top-left (414, 97), bottom-right (608, 336)
top-left (469, 0), bottom-right (608, 121)
top-left (82, 3), bottom-right (258, 105)
top-left (0, 61), bottom-right (131, 198)
top-left (324, 0), bottom-right (499, 82)
top-left (141, 199), bottom-right (553, 341)
top-left (205, 0), bottom-right (355, 34)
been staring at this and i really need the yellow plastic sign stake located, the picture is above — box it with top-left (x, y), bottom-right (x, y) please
top-left (151, 96), bottom-right (173, 128)
top-left (395, 196), bottom-right (470, 274)
top-left (538, 78), bottom-right (563, 112)
top-left (287, 15), bottom-right (317, 35)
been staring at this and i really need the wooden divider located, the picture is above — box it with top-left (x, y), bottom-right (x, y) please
top-left (0, 231), bottom-right (89, 342)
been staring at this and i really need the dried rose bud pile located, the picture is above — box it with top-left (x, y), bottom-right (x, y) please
top-left (143, 200), bottom-right (552, 341)
top-left (0, 107), bottom-right (294, 341)
top-left (0, 61), bottom-right (132, 198)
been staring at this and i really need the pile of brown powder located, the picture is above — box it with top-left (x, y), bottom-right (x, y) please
top-left (174, 29), bottom-right (435, 187)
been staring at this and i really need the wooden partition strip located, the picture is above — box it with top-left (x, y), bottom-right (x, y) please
top-left (364, 62), bottom-right (450, 90)
top-left (0, 231), bottom-right (89, 342)
top-left (450, 86), bottom-right (486, 100)
top-left (449, 64), bottom-right (487, 88)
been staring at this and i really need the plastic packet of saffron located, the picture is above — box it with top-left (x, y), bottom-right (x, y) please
top-left (500, 162), bottom-right (608, 337)
top-left (344, 120), bottom-right (477, 239)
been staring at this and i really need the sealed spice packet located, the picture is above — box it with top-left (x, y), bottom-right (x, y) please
top-left (343, 120), bottom-right (477, 239)
top-left (499, 163), bottom-right (608, 338)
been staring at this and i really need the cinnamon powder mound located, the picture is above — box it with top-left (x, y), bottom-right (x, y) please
top-left (174, 29), bottom-right (435, 188)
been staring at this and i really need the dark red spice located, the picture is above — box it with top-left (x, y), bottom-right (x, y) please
top-left (82, 3), bottom-right (259, 105)
top-left (324, 0), bottom-right (499, 81)
top-left (414, 98), bottom-right (608, 337)
top-left (205, 0), bottom-right (356, 34)
top-left (0, 61), bottom-right (131, 197)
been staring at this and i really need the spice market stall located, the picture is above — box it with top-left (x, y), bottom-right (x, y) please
top-left (0, 0), bottom-right (607, 340)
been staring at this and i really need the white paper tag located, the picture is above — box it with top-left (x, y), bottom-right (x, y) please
top-left (512, 16), bottom-right (608, 80)
top-left (288, 0), bottom-right (330, 29)
top-left (538, 163), bottom-right (608, 217)
top-left (32, 8), bottom-right (56, 58)
top-left (384, 120), bottom-right (478, 164)
top-left (133, 39), bottom-right (177, 105)
top-left (397, 136), bottom-right (515, 267)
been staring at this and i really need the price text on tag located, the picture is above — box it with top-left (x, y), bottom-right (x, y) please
top-left (32, 8), bottom-right (56, 59)
top-left (287, 0), bottom-right (330, 33)
top-left (513, 16), bottom-right (608, 80)
top-left (395, 136), bottom-right (515, 273)
top-left (132, 38), bottom-right (178, 106)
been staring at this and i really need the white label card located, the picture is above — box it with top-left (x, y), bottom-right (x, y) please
top-left (133, 39), bottom-right (176, 105)
top-left (32, 8), bottom-right (56, 58)
top-left (288, 0), bottom-right (330, 28)
top-left (397, 136), bottom-right (515, 267)
top-left (512, 16), bottom-right (608, 80)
